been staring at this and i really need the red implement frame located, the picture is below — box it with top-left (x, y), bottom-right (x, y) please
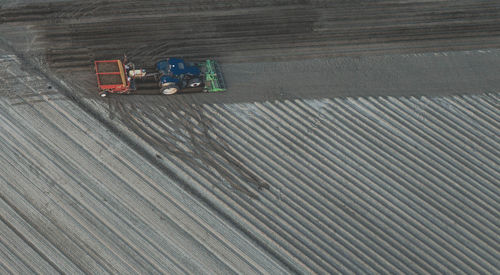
top-left (94, 60), bottom-right (130, 94)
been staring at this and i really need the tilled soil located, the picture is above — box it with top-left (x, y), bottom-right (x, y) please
top-left (2, 0), bottom-right (500, 99)
top-left (1, 1), bottom-right (500, 273)
top-left (1, 0), bottom-right (499, 176)
top-left (1, 0), bottom-right (499, 193)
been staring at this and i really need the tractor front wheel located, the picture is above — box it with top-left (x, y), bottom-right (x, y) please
top-left (187, 78), bottom-right (202, 88)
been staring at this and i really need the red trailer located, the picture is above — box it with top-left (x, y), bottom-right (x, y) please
top-left (94, 60), bottom-right (130, 97)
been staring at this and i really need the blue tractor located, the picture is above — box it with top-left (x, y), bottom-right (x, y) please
top-left (122, 57), bottom-right (226, 96)
top-left (156, 58), bottom-right (203, 95)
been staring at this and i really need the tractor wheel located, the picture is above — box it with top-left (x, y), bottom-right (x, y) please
top-left (99, 90), bottom-right (108, 98)
top-left (187, 78), bottom-right (202, 88)
top-left (161, 84), bottom-right (179, 95)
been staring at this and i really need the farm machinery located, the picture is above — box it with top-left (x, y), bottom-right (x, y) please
top-left (94, 57), bottom-right (225, 97)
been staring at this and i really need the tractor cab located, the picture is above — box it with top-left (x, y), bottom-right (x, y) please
top-left (157, 58), bottom-right (203, 92)
top-left (156, 58), bottom-right (200, 77)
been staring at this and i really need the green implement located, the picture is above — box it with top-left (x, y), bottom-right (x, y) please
top-left (204, 59), bottom-right (226, 93)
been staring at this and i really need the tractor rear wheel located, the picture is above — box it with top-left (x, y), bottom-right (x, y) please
top-left (161, 84), bottom-right (179, 95)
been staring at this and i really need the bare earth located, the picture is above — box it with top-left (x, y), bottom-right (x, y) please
top-left (0, 0), bottom-right (499, 273)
